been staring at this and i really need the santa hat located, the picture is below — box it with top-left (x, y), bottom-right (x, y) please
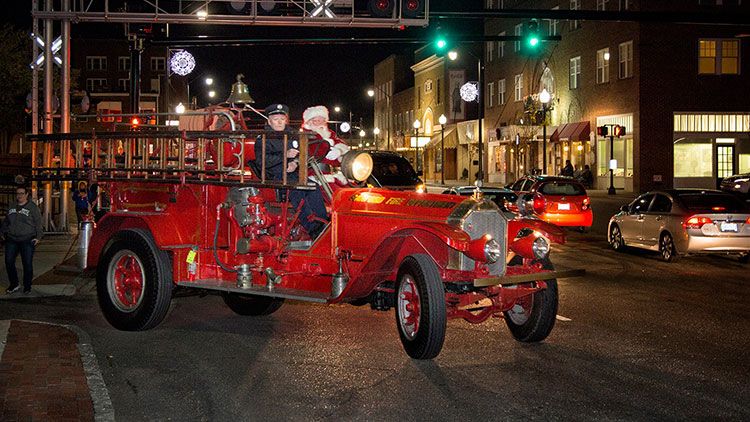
top-left (302, 105), bottom-right (329, 125)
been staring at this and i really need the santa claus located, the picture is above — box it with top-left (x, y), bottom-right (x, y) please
top-left (301, 105), bottom-right (351, 189)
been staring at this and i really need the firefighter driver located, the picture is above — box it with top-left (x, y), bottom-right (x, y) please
top-left (254, 104), bottom-right (328, 239)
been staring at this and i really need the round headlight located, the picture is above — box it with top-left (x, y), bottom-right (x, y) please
top-left (532, 236), bottom-right (550, 259)
top-left (340, 150), bottom-right (373, 182)
top-left (484, 238), bottom-right (502, 263)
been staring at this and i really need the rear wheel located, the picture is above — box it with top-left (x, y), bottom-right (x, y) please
top-left (504, 260), bottom-right (558, 343)
top-left (222, 293), bottom-right (284, 316)
top-left (395, 254), bottom-right (446, 360)
top-left (659, 232), bottom-right (679, 262)
top-left (609, 224), bottom-right (626, 251)
top-left (97, 229), bottom-right (173, 331)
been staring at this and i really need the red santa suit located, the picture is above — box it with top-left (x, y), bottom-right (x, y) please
top-left (302, 106), bottom-right (351, 192)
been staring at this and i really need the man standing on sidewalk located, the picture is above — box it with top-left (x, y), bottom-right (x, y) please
top-left (1, 185), bottom-right (43, 294)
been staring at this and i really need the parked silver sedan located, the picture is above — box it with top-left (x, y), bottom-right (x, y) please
top-left (608, 189), bottom-right (750, 262)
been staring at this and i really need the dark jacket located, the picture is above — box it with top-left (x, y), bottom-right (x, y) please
top-left (254, 125), bottom-right (299, 182)
top-left (1, 201), bottom-right (43, 242)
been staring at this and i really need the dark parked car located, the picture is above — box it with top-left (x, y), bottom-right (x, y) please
top-left (366, 151), bottom-right (424, 192)
top-left (720, 173), bottom-right (750, 199)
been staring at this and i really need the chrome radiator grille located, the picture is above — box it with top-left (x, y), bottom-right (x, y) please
top-left (447, 198), bottom-right (507, 276)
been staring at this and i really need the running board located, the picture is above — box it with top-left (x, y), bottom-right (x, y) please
top-left (176, 280), bottom-right (330, 303)
top-left (474, 269), bottom-right (586, 287)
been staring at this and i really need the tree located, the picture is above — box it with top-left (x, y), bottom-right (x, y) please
top-left (0, 24), bottom-right (32, 154)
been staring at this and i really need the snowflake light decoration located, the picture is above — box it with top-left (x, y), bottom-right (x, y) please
top-left (460, 82), bottom-right (479, 102)
top-left (170, 50), bottom-right (195, 76)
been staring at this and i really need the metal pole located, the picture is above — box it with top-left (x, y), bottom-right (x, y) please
top-left (129, 35), bottom-right (143, 114)
top-left (43, 0), bottom-right (53, 231)
top-left (59, 0), bottom-right (71, 231)
top-left (31, 0), bottom-right (39, 202)
top-left (440, 124), bottom-right (445, 185)
top-left (387, 94), bottom-right (391, 151)
top-left (542, 107), bottom-right (547, 174)
top-left (477, 56), bottom-right (484, 183)
top-left (608, 131), bottom-right (616, 195)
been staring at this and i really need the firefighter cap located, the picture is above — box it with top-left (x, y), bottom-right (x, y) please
top-left (264, 103), bottom-right (289, 117)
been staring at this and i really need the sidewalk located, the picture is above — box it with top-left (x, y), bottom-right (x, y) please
top-left (0, 320), bottom-right (113, 421)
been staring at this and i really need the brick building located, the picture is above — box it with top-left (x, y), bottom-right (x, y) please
top-left (483, 0), bottom-right (750, 192)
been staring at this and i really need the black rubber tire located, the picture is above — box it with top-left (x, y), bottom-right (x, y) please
top-left (394, 254), bottom-right (447, 360)
top-left (96, 229), bottom-right (173, 331)
top-left (503, 260), bottom-right (558, 343)
top-left (659, 232), bottom-right (679, 262)
top-left (609, 224), bottom-right (626, 252)
top-left (222, 293), bottom-right (284, 316)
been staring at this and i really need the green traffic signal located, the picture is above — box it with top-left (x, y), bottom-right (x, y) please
top-left (528, 37), bottom-right (539, 47)
top-left (436, 38), bottom-right (447, 49)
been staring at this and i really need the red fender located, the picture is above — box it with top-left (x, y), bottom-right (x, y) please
top-left (508, 217), bottom-right (566, 245)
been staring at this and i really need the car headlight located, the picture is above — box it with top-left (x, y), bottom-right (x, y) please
top-left (340, 150), bottom-right (373, 182)
top-left (415, 183), bottom-right (426, 193)
top-left (532, 236), bottom-right (550, 259)
top-left (484, 238), bottom-right (502, 263)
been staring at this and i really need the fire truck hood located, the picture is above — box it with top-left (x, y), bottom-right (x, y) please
top-left (332, 188), bottom-right (466, 221)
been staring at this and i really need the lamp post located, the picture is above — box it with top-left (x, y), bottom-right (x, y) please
top-left (367, 86), bottom-right (392, 151)
top-left (413, 119), bottom-right (421, 173)
top-left (438, 114), bottom-right (447, 185)
top-left (608, 129), bottom-right (616, 195)
top-left (539, 88), bottom-right (551, 174)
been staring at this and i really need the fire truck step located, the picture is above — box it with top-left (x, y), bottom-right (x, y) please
top-left (176, 280), bottom-right (330, 303)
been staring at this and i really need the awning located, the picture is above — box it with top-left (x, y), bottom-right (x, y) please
top-left (551, 121), bottom-right (590, 142)
top-left (425, 128), bottom-right (457, 150)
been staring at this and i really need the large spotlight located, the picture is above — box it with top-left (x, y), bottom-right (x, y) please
top-left (341, 151), bottom-right (374, 182)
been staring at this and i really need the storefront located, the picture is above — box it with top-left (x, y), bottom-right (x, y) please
top-left (673, 113), bottom-right (750, 189)
top-left (423, 127), bottom-right (457, 182)
top-left (595, 113), bottom-right (634, 191)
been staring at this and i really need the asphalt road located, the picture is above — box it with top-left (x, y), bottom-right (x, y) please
top-left (2, 229), bottom-right (748, 421)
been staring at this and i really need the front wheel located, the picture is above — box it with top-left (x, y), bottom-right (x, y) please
top-left (96, 229), bottom-right (173, 331)
top-left (609, 224), bottom-right (626, 252)
top-left (395, 254), bottom-right (447, 360)
top-left (504, 260), bottom-right (558, 343)
top-left (222, 293), bottom-right (284, 316)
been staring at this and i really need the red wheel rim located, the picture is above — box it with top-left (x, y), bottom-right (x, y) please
top-left (108, 250), bottom-right (146, 312)
top-left (398, 274), bottom-right (421, 340)
top-left (507, 284), bottom-right (534, 325)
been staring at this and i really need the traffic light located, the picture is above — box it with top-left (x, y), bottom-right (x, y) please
top-left (401, 0), bottom-right (424, 18)
top-left (597, 125), bottom-right (609, 137)
top-left (523, 19), bottom-right (541, 54)
top-left (433, 27), bottom-right (450, 57)
top-left (368, 0), bottom-right (395, 18)
top-left (613, 125), bottom-right (626, 137)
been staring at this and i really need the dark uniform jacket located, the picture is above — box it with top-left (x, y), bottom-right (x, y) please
top-left (254, 125), bottom-right (299, 182)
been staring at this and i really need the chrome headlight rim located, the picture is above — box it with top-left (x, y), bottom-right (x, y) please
top-left (531, 236), bottom-right (550, 259)
top-left (484, 238), bottom-right (502, 263)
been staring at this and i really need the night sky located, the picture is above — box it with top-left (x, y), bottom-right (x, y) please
top-left (3, 1), bottom-right (480, 127)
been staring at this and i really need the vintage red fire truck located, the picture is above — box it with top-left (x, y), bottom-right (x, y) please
top-left (30, 108), bottom-right (575, 359)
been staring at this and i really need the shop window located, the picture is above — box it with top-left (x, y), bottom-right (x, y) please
top-left (674, 140), bottom-right (713, 177)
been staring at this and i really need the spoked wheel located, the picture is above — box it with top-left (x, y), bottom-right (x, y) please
top-left (395, 254), bottom-right (446, 360)
top-left (609, 224), bottom-right (626, 252)
top-left (222, 293), bottom-right (284, 316)
top-left (504, 260), bottom-right (558, 343)
top-left (97, 229), bottom-right (173, 331)
top-left (659, 232), bottom-right (679, 262)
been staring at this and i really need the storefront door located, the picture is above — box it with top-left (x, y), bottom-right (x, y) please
top-left (716, 144), bottom-right (735, 188)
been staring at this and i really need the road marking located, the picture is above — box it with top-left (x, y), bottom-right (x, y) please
top-left (556, 315), bottom-right (572, 322)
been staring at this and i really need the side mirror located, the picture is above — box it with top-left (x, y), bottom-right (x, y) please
top-left (620, 205), bottom-right (629, 213)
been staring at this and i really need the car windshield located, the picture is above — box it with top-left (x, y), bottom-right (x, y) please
top-left (452, 189), bottom-right (517, 209)
top-left (538, 181), bottom-right (585, 196)
top-left (370, 155), bottom-right (420, 186)
top-left (677, 193), bottom-right (748, 212)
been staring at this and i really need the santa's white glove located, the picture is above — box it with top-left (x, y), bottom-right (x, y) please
top-left (332, 171), bottom-right (349, 186)
top-left (325, 147), bottom-right (342, 161)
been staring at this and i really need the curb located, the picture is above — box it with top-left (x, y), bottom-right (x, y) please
top-left (0, 319), bottom-right (114, 421)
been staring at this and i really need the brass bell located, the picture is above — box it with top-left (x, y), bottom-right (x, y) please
top-left (226, 73), bottom-right (255, 104)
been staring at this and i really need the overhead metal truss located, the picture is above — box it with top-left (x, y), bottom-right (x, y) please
top-left (33, 0), bottom-right (430, 28)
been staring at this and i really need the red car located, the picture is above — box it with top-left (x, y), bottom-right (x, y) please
top-left (510, 176), bottom-right (593, 230)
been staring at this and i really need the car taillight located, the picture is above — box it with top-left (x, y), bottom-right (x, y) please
top-left (746, 216), bottom-right (750, 224)
top-left (683, 216), bottom-right (713, 229)
top-left (582, 196), bottom-right (590, 211)
top-left (532, 194), bottom-right (546, 214)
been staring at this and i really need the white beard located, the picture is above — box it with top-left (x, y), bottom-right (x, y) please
top-left (311, 125), bottom-right (332, 140)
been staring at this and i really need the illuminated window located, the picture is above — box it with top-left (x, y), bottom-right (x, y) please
top-left (674, 140), bottom-right (713, 178)
top-left (699, 40), bottom-right (717, 74)
top-left (514, 74), bottom-right (523, 101)
top-left (699, 39), bottom-right (739, 75)
top-left (498, 79), bottom-right (506, 105)
top-left (569, 56), bottom-right (581, 89)
top-left (597, 48), bottom-right (610, 84)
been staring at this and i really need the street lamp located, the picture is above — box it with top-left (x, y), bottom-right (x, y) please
top-left (367, 86), bottom-right (392, 151)
top-left (438, 114), bottom-right (447, 185)
top-left (205, 77), bottom-right (213, 86)
top-left (175, 102), bottom-right (186, 114)
top-left (334, 105), bottom-right (341, 113)
top-left (448, 49), bottom-right (485, 183)
top-left (207, 90), bottom-right (216, 98)
top-left (373, 127), bottom-right (381, 150)
top-left (539, 88), bottom-right (551, 174)
top-left (413, 119), bottom-right (421, 173)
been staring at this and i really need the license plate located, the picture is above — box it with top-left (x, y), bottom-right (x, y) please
top-left (720, 222), bottom-right (738, 232)
top-left (558, 203), bottom-right (570, 211)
